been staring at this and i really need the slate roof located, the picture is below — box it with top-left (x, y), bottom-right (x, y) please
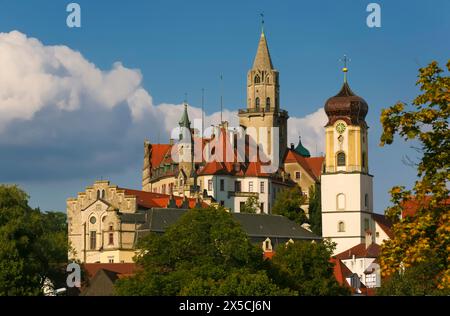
top-left (134, 208), bottom-right (321, 241)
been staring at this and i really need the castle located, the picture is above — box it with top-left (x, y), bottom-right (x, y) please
top-left (68, 27), bottom-right (393, 288)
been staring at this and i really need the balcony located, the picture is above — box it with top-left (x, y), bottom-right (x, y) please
top-left (228, 191), bottom-right (259, 198)
top-left (325, 165), bottom-right (367, 173)
top-left (238, 107), bottom-right (288, 116)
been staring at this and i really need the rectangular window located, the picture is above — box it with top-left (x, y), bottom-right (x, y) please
top-left (235, 181), bottom-right (241, 192)
top-left (220, 179), bottom-right (224, 191)
top-left (364, 218), bottom-right (370, 231)
top-left (260, 182), bottom-right (265, 193)
top-left (248, 181), bottom-right (254, 192)
top-left (208, 179), bottom-right (213, 191)
top-left (90, 231), bottom-right (96, 250)
top-left (108, 232), bottom-right (114, 245)
top-left (295, 171), bottom-right (301, 179)
top-left (260, 203), bottom-right (264, 213)
top-left (239, 201), bottom-right (245, 212)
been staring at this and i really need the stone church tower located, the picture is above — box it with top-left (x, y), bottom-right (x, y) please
top-left (238, 29), bottom-right (288, 166)
top-left (321, 68), bottom-right (375, 255)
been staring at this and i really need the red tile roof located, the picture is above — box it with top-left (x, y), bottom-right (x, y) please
top-left (372, 213), bottom-right (394, 239)
top-left (304, 156), bottom-right (324, 179)
top-left (284, 149), bottom-right (323, 181)
top-left (330, 258), bottom-right (352, 287)
top-left (83, 263), bottom-right (137, 280)
top-left (335, 243), bottom-right (381, 260)
top-left (120, 188), bottom-right (209, 209)
top-left (149, 144), bottom-right (172, 169)
top-left (401, 197), bottom-right (450, 218)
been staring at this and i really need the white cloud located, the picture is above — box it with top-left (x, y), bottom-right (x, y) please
top-left (0, 30), bottom-right (325, 181)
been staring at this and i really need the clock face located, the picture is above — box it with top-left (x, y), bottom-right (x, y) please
top-left (336, 122), bottom-right (346, 134)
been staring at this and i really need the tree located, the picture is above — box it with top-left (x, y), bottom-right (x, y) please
top-left (379, 60), bottom-right (450, 293)
top-left (240, 196), bottom-right (259, 214)
top-left (0, 185), bottom-right (68, 295)
top-left (269, 240), bottom-right (350, 296)
top-left (272, 187), bottom-right (308, 225)
top-left (308, 184), bottom-right (322, 236)
top-left (114, 207), bottom-right (294, 296)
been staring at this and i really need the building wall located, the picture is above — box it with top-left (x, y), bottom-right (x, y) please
top-left (321, 173), bottom-right (374, 255)
top-left (67, 181), bottom-right (140, 263)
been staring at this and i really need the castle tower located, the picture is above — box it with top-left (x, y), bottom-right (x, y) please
top-left (321, 65), bottom-right (374, 255)
top-left (238, 27), bottom-right (288, 166)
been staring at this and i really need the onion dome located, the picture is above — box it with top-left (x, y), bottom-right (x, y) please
top-left (324, 81), bottom-right (368, 127)
top-left (294, 136), bottom-right (311, 158)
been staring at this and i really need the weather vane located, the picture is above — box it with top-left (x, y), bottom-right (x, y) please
top-left (339, 54), bottom-right (351, 82)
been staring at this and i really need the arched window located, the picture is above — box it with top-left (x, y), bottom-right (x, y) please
top-left (263, 238), bottom-right (272, 251)
top-left (365, 193), bottom-right (369, 208)
top-left (254, 75), bottom-right (260, 84)
top-left (362, 152), bottom-right (366, 168)
top-left (338, 221), bottom-right (345, 232)
top-left (101, 189), bottom-right (106, 199)
top-left (337, 193), bottom-right (346, 210)
top-left (255, 97), bottom-right (260, 109)
top-left (96, 190), bottom-right (100, 199)
top-left (337, 152), bottom-right (346, 166)
top-left (266, 97), bottom-right (270, 109)
top-left (266, 76), bottom-right (270, 84)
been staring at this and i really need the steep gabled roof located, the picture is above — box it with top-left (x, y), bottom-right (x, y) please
top-left (150, 144), bottom-right (172, 169)
top-left (119, 188), bottom-right (208, 209)
top-left (335, 243), bottom-right (381, 260)
top-left (372, 213), bottom-right (394, 239)
top-left (284, 149), bottom-right (323, 182)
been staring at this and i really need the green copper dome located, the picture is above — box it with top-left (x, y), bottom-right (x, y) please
top-left (294, 136), bottom-right (311, 157)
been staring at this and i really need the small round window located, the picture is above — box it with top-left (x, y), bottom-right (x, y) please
top-left (90, 217), bottom-right (96, 224)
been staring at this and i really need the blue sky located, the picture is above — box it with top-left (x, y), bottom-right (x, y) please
top-left (0, 0), bottom-right (448, 213)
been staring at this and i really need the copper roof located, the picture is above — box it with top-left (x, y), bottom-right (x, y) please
top-left (324, 81), bottom-right (368, 127)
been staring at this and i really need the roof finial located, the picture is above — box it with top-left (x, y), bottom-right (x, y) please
top-left (220, 73), bottom-right (223, 124)
top-left (260, 13), bottom-right (265, 34)
top-left (339, 54), bottom-right (351, 83)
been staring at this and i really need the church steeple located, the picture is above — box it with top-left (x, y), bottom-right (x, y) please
top-left (252, 31), bottom-right (274, 70)
top-left (179, 102), bottom-right (191, 128)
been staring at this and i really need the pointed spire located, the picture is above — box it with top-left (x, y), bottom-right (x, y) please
top-left (252, 28), bottom-right (273, 70)
top-left (179, 102), bottom-right (191, 128)
top-left (339, 54), bottom-right (351, 83)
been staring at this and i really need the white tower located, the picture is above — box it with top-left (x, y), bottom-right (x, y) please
top-left (321, 65), bottom-right (375, 255)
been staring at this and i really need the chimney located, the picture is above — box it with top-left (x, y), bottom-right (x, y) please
top-left (365, 230), bottom-right (373, 249)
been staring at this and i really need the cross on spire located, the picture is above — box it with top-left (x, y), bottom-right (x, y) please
top-left (260, 13), bottom-right (264, 33)
top-left (339, 54), bottom-right (351, 82)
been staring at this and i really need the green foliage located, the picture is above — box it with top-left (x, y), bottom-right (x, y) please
top-left (115, 207), bottom-right (348, 296)
top-left (0, 185), bottom-right (68, 296)
top-left (379, 60), bottom-right (450, 292)
top-left (272, 187), bottom-right (308, 225)
top-left (308, 184), bottom-right (322, 236)
top-left (270, 240), bottom-right (350, 296)
top-left (377, 256), bottom-right (450, 296)
top-left (240, 196), bottom-right (259, 214)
